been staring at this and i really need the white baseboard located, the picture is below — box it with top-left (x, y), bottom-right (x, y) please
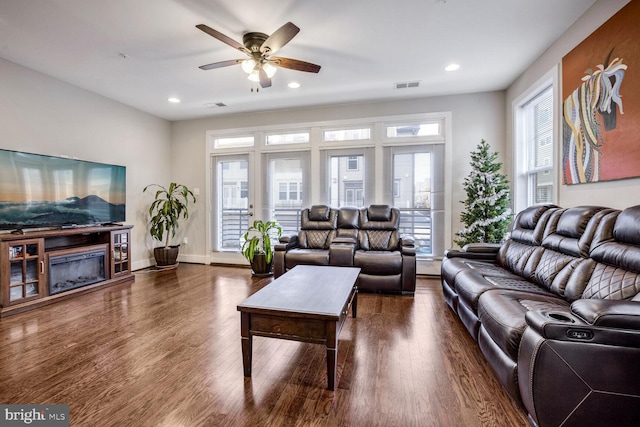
top-left (177, 253), bottom-right (209, 264)
top-left (132, 258), bottom-right (154, 271)
top-left (417, 259), bottom-right (442, 276)
top-left (133, 254), bottom-right (440, 275)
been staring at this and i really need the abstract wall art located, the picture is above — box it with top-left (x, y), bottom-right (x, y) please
top-left (562, 0), bottom-right (640, 184)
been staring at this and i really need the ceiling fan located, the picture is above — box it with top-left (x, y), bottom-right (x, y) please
top-left (196, 22), bottom-right (321, 88)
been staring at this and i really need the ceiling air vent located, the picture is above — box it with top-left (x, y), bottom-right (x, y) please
top-left (204, 102), bottom-right (227, 108)
top-left (394, 81), bottom-right (420, 89)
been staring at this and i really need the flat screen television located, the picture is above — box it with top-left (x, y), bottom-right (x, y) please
top-left (0, 149), bottom-right (126, 231)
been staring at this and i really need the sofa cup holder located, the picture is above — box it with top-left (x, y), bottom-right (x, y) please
top-left (546, 312), bottom-right (575, 323)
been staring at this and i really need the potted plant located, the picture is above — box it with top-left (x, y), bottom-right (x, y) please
top-left (143, 182), bottom-right (196, 268)
top-left (241, 220), bottom-right (282, 276)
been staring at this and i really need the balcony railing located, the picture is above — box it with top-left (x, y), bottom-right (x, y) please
top-left (273, 208), bottom-right (302, 236)
top-left (220, 208), bottom-right (249, 250)
top-left (398, 208), bottom-right (432, 255)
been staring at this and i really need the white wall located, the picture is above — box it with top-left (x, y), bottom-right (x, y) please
top-left (170, 91), bottom-right (506, 260)
top-left (506, 0), bottom-right (639, 209)
top-left (0, 58), bottom-right (172, 270)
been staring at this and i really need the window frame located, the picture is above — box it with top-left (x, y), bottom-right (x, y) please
top-left (513, 68), bottom-right (558, 213)
top-left (321, 148), bottom-right (374, 208)
top-left (384, 118), bottom-right (444, 141)
top-left (265, 131), bottom-right (310, 146)
top-left (205, 112), bottom-right (453, 272)
top-left (322, 126), bottom-right (372, 143)
top-left (384, 144), bottom-right (445, 257)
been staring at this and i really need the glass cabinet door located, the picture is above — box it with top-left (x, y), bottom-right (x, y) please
top-left (7, 240), bottom-right (44, 304)
top-left (111, 230), bottom-right (130, 277)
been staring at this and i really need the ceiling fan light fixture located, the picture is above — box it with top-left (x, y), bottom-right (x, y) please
top-left (241, 59), bottom-right (256, 74)
top-left (247, 70), bottom-right (260, 82)
top-left (263, 62), bottom-right (277, 78)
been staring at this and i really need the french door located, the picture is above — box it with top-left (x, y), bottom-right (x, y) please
top-left (211, 154), bottom-right (253, 253)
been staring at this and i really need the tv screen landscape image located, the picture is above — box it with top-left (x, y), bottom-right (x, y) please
top-left (0, 149), bottom-right (126, 230)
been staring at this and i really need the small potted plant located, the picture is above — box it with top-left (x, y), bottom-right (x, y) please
top-left (241, 220), bottom-right (282, 276)
top-left (143, 182), bottom-right (196, 268)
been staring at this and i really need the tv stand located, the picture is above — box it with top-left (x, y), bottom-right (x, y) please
top-left (0, 225), bottom-right (134, 318)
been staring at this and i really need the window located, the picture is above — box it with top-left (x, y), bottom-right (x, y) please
top-left (320, 147), bottom-right (374, 208)
top-left (393, 152), bottom-right (431, 208)
top-left (289, 182), bottom-right (298, 200)
top-left (277, 181), bottom-right (301, 202)
top-left (386, 121), bottom-right (441, 138)
top-left (326, 153), bottom-right (369, 207)
top-left (265, 132), bottom-right (309, 145)
top-left (215, 155), bottom-right (250, 252)
top-left (214, 135), bottom-right (254, 148)
top-left (347, 156), bottom-right (359, 171)
top-left (278, 183), bottom-right (287, 201)
top-left (207, 113), bottom-right (450, 267)
top-left (264, 152), bottom-right (310, 235)
top-left (240, 181), bottom-right (248, 198)
top-left (323, 128), bottom-right (371, 142)
top-left (519, 85), bottom-right (554, 207)
top-left (386, 146), bottom-right (443, 257)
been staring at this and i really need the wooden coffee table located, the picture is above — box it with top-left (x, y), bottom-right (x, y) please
top-left (237, 265), bottom-right (360, 390)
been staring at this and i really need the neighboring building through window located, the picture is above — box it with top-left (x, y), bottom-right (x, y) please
top-left (328, 154), bottom-right (366, 207)
top-left (265, 154), bottom-right (309, 235)
top-left (389, 148), bottom-right (440, 256)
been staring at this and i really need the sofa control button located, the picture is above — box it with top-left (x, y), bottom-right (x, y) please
top-left (567, 329), bottom-right (593, 340)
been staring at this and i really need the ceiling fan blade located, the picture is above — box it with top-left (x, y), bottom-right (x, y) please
top-left (196, 24), bottom-right (249, 54)
top-left (260, 22), bottom-right (300, 55)
top-left (270, 57), bottom-right (321, 73)
top-left (199, 59), bottom-right (243, 70)
top-left (259, 68), bottom-right (272, 88)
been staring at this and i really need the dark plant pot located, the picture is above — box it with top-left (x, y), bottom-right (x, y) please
top-left (250, 253), bottom-right (273, 277)
top-left (154, 245), bottom-right (180, 269)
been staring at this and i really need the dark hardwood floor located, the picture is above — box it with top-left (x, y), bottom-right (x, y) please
top-left (0, 264), bottom-right (528, 426)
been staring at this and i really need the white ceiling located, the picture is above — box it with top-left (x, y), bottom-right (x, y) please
top-left (0, 0), bottom-right (596, 121)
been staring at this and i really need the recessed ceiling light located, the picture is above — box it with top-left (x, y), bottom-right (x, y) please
top-left (445, 64), bottom-right (460, 72)
top-left (288, 82), bottom-right (301, 89)
top-left (168, 97), bottom-right (180, 103)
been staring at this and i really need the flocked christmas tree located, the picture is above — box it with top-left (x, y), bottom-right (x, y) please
top-left (455, 139), bottom-right (513, 247)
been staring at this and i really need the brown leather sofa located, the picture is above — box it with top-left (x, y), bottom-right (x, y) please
top-left (441, 204), bottom-right (640, 426)
top-left (274, 204), bottom-right (416, 294)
